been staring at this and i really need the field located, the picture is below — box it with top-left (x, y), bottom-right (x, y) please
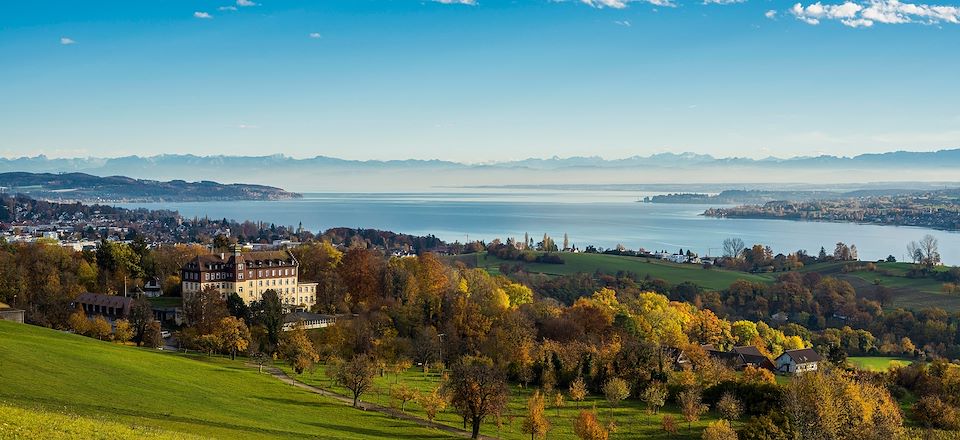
top-left (0, 403), bottom-right (202, 440)
top-left (848, 356), bottom-right (914, 372)
top-left (804, 261), bottom-right (960, 311)
top-left (0, 321), bottom-right (453, 440)
top-left (281, 363), bottom-right (721, 440)
top-left (452, 252), bottom-right (774, 291)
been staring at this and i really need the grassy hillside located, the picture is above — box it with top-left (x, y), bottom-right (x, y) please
top-left (0, 403), bottom-right (203, 440)
top-left (848, 356), bottom-right (914, 372)
top-left (282, 363), bottom-right (719, 440)
top-left (801, 261), bottom-right (960, 310)
top-left (453, 252), bottom-right (774, 291)
top-left (0, 321), bottom-right (452, 440)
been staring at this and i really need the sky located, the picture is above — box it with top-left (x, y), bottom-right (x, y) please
top-left (1, 0), bottom-right (959, 163)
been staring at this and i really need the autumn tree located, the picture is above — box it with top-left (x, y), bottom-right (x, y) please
top-left (740, 365), bottom-right (776, 385)
top-left (661, 415), bottom-right (678, 437)
top-left (679, 388), bottom-right (708, 432)
top-left (418, 387), bottom-right (448, 422)
top-left (603, 377), bottom-right (630, 414)
top-left (785, 371), bottom-right (903, 440)
top-left (553, 391), bottom-right (565, 417)
top-left (521, 390), bottom-right (550, 440)
top-left (391, 383), bottom-right (418, 412)
top-left (68, 309), bottom-right (90, 335)
top-left (574, 410), bottom-right (609, 440)
top-left (90, 315), bottom-right (112, 340)
top-left (280, 322), bottom-right (320, 374)
top-left (642, 381), bottom-right (668, 414)
top-left (113, 318), bottom-right (133, 343)
top-left (215, 316), bottom-right (251, 360)
top-left (716, 392), bottom-right (742, 421)
top-left (570, 376), bottom-right (588, 408)
top-left (702, 419), bottom-right (738, 440)
top-left (337, 353), bottom-right (378, 408)
top-left (443, 356), bottom-right (509, 439)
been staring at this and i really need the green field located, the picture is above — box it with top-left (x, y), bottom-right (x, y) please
top-left (849, 356), bottom-right (914, 372)
top-left (804, 261), bottom-right (960, 311)
top-left (454, 252), bottom-right (774, 291)
top-left (282, 363), bottom-right (721, 440)
top-left (0, 403), bottom-right (202, 440)
top-left (0, 321), bottom-right (453, 439)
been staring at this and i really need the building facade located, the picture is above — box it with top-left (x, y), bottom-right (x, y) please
top-left (775, 348), bottom-right (823, 375)
top-left (181, 247), bottom-right (318, 308)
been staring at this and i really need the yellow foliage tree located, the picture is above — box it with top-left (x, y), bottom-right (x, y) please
top-left (521, 390), bottom-right (550, 440)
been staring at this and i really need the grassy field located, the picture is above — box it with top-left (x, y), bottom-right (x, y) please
top-left (0, 321), bottom-right (454, 440)
top-left (804, 261), bottom-right (960, 311)
top-left (282, 363), bottom-right (722, 440)
top-left (453, 252), bottom-right (774, 291)
top-left (0, 402), bottom-right (203, 440)
top-left (848, 356), bottom-right (914, 372)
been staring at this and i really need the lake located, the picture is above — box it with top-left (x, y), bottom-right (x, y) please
top-left (118, 190), bottom-right (960, 264)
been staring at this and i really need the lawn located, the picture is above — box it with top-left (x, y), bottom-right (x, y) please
top-left (848, 356), bottom-right (914, 372)
top-left (0, 321), bottom-right (454, 440)
top-left (453, 252), bottom-right (774, 291)
top-left (281, 363), bottom-right (723, 440)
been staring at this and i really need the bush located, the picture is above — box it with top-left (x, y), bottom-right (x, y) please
top-left (912, 396), bottom-right (960, 430)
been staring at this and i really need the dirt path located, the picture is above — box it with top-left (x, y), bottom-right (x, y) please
top-left (249, 363), bottom-right (495, 440)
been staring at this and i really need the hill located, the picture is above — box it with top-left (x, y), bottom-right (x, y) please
top-left (0, 321), bottom-right (452, 439)
top-left (0, 172), bottom-right (300, 202)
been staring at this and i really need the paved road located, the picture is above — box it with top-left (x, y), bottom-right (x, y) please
top-left (251, 364), bottom-right (495, 440)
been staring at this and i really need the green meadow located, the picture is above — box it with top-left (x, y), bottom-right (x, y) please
top-left (452, 251), bottom-right (774, 291)
top-left (0, 321), bottom-right (453, 440)
top-left (281, 363), bottom-right (720, 440)
top-left (848, 356), bottom-right (914, 372)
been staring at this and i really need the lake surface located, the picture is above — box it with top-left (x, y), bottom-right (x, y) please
top-left (118, 190), bottom-right (960, 264)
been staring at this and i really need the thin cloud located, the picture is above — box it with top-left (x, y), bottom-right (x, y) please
top-left (578, 0), bottom-right (677, 9)
top-left (790, 0), bottom-right (960, 27)
top-left (308, 32), bottom-right (323, 39)
top-left (433, 0), bottom-right (477, 4)
top-left (614, 20), bottom-right (632, 26)
top-left (194, 11), bottom-right (213, 19)
top-left (237, 0), bottom-right (258, 6)
top-left (218, 6), bottom-right (238, 11)
top-left (765, 9), bottom-right (778, 18)
top-left (60, 37), bottom-right (76, 45)
top-left (703, 0), bottom-right (747, 4)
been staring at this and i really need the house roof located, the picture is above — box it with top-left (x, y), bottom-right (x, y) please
top-left (186, 250), bottom-right (297, 271)
top-left (732, 346), bottom-right (766, 357)
top-left (75, 292), bottom-right (133, 310)
top-left (778, 348), bottom-right (823, 364)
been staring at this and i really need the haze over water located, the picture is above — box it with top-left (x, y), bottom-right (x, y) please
top-left (120, 190), bottom-right (960, 265)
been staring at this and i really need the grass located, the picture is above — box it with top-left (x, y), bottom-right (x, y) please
top-left (281, 363), bottom-right (722, 440)
top-left (0, 402), bottom-right (203, 440)
top-left (453, 252), bottom-right (774, 291)
top-left (848, 356), bottom-right (914, 372)
top-left (0, 321), bottom-right (454, 440)
top-left (803, 261), bottom-right (960, 311)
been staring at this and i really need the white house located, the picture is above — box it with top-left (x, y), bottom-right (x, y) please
top-left (775, 348), bottom-right (823, 375)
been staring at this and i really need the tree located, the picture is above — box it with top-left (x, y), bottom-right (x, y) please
top-left (702, 419), bottom-right (738, 440)
top-left (250, 351), bottom-right (269, 373)
top-left (392, 358), bottom-right (413, 383)
top-left (214, 316), bottom-right (251, 360)
top-left (225, 292), bottom-right (250, 323)
top-left (723, 238), bottom-right (746, 259)
top-left (558, 375), bottom-right (584, 408)
top-left (280, 322), bottom-right (320, 374)
top-left (443, 356), bottom-right (509, 439)
top-left (574, 410), bottom-right (608, 440)
top-left (250, 289), bottom-right (283, 350)
top-left (785, 371), bottom-right (903, 440)
top-left (521, 390), bottom-right (550, 440)
top-left (661, 415), bottom-right (678, 437)
top-left (603, 377), bottom-right (630, 412)
top-left (716, 392), bottom-right (742, 421)
top-left (90, 315), bottom-right (112, 340)
top-left (642, 381), bottom-right (668, 414)
top-left (918, 234), bottom-right (941, 267)
top-left (129, 296), bottom-right (155, 346)
top-left (337, 354), bottom-right (377, 408)
top-left (113, 319), bottom-right (133, 343)
top-left (391, 383), bottom-right (418, 412)
top-left (418, 387), bottom-right (447, 422)
top-left (68, 309), bottom-right (89, 335)
top-left (912, 396), bottom-right (960, 430)
top-left (679, 388), bottom-right (708, 431)
top-left (553, 391), bottom-right (565, 417)
top-left (144, 321), bottom-right (163, 348)
top-left (740, 365), bottom-right (776, 385)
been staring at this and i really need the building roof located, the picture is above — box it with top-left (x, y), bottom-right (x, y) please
top-left (778, 348), bottom-right (823, 364)
top-left (185, 250), bottom-right (297, 271)
top-left (732, 346), bottom-right (766, 357)
top-left (75, 292), bottom-right (133, 310)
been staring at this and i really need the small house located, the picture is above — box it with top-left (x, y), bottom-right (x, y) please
top-left (775, 348), bottom-right (823, 375)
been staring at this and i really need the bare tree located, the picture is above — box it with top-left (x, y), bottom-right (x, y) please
top-left (722, 238), bottom-right (745, 259)
top-left (919, 235), bottom-right (941, 267)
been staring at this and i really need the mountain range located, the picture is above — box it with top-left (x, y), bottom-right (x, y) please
top-left (0, 149), bottom-right (958, 192)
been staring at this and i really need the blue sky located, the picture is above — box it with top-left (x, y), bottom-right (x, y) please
top-left (1, 0), bottom-right (959, 162)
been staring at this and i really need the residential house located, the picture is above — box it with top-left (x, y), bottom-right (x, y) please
top-left (74, 292), bottom-right (132, 321)
top-left (775, 348), bottom-right (823, 375)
